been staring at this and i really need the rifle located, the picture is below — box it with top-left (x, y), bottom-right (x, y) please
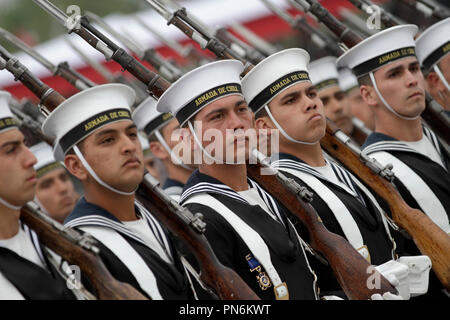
top-left (292, 0), bottom-right (450, 148)
top-left (260, 0), bottom-right (344, 56)
top-left (84, 11), bottom-right (185, 83)
top-left (249, 149), bottom-right (397, 299)
top-left (20, 202), bottom-right (147, 300)
top-left (162, 0), bottom-right (267, 65)
top-left (32, 0), bottom-right (263, 300)
top-left (0, 28), bottom-right (96, 91)
top-left (32, 0), bottom-right (170, 100)
top-left (134, 15), bottom-right (212, 67)
top-left (260, 0), bottom-right (371, 144)
top-left (322, 121), bottom-right (450, 289)
top-left (9, 99), bottom-right (54, 146)
top-left (65, 38), bottom-right (149, 105)
top-left (136, 174), bottom-right (260, 300)
top-left (143, 0), bottom-right (254, 75)
top-left (0, 44), bottom-right (65, 115)
top-left (399, 0), bottom-right (450, 22)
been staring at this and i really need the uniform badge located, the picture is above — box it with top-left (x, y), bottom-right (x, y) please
top-left (246, 253), bottom-right (272, 290)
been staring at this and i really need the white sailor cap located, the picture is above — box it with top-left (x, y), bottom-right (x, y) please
top-left (308, 56), bottom-right (340, 91)
top-left (0, 91), bottom-right (19, 134)
top-left (415, 17), bottom-right (450, 72)
top-left (42, 83), bottom-right (136, 161)
top-left (157, 60), bottom-right (244, 127)
top-left (338, 67), bottom-right (359, 92)
top-left (132, 95), bottom-right (174, 136)
top-left (241, 48), bottom-right (311, 114)
top-left (137, 132), bottom-right (153, 159)
top-left (336, 25), bottom-right (419, 77)
top-left (29, 141), bottom-right (63, 178)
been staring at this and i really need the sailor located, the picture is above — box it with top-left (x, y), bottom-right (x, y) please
top-left (138, 132), bottom-right (165, 182)
top-left (415, 17), bottom-right (450, 114)
top-left (132, 96), bottom-right (193, 201)
top-left (157, 59), bottom-right (322, 300)
top-left (337, 24), bottom-right (449, 298)
top-left (242, 48), bottom-right (429, 300)
top-left (338, 24), bottom-right (450, 234)
top-left (0, 90), bottom-right (76, 300)
top-left (29, 141), bottom-right (78, 224)
top-left (308, 57), bottom-right (355, 137)
top-left (338, 67), bottom-right (375, 132)
top-left (42, 83), bottom-right (199, 300)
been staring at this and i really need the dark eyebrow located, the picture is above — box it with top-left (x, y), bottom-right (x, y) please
top-left (0, 138), bottom-right (23, 150)
top-left (279, 90), bottom-right (302, 102)
top-left (385, 64), bottom-right (405, 75)
top-left (235, 99), bottom-right (247, 107)
top-left (307, 85), bottom-right (317, 92)
top-left (95, 123), bottom-right (137, 138)
top-left (95, 128), bottom-right (117, 138)
top-left (204, 107), bottom-right (226, 119)
top-left (0, 140), bottom-right (22, 149)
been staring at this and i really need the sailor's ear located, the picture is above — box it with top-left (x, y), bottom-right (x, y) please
top-left (360, 84), bottom-right (378, 107)
top-left (149, 141), bottom-right (169, 160)
top-left (64, 151), bottom-right (88, 181)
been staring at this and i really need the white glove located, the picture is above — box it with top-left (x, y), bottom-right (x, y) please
top-left (397, 255), bottom-right (431, 297)
top-left (371, 292), bottom-right (404, 300)
top-left (374, 259), bottom-right (410, 299)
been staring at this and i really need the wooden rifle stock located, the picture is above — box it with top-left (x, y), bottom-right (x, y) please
top-left (20, 204), bottom-right (148, 300)
top-left (246, 163), bottom-right (397, 299)
top-left (136, 174), bottom-right (260, 300)
top-left (321, 121), bottom-right (450, 289)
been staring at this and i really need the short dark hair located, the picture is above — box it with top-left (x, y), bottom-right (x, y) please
top-left (66, 140), bottom-right (85, 156)
top-left (148, 132), bottom-right (159, 143)
top-left (254, 106), bottom-right (269, 120)
top-left (357, 74), bottom-right (372, 87)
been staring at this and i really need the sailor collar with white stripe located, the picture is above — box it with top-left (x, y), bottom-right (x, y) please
top-left (361, 127), bottom-right (446, 168)
top-left (179, 169), bottom-right (285, 227)
top-left (64, 197), bottom-right (172, 258)
top-left (271, 152), bottom-right (365, 202)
